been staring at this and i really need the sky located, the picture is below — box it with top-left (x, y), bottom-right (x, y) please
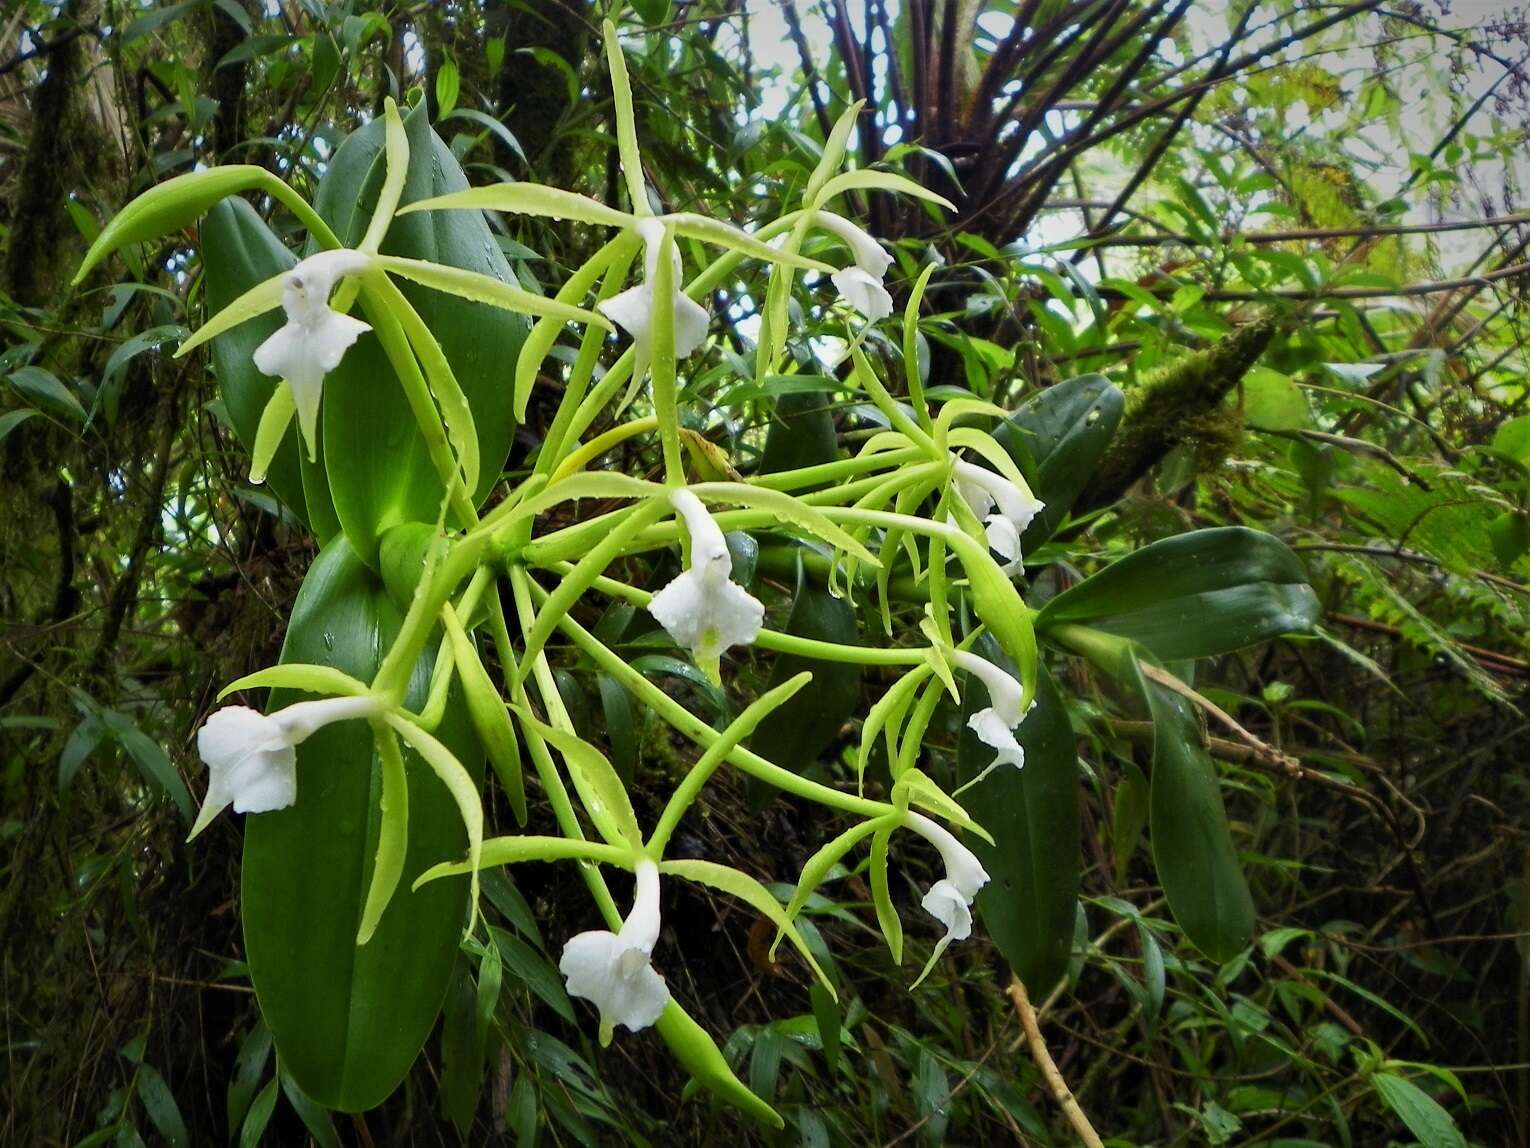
top-left (720, 0), bottom-right (1527, 276)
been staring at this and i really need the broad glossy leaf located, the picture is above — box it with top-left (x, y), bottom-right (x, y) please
top-left (313, 102), bottom-right (527, 564)
top-left (243, 533), bottom-right (484, 1112)
top-left (996, 373), bottom-right (1122, 546)
top-left (1138, 658), bottom-right (1254, 964)
top-left (958, 642), bottom-right (1078, 994)
top-left (1037, 527), bottom-right (1319, 660)
top-left (202, 198), bottom-right (333, 534)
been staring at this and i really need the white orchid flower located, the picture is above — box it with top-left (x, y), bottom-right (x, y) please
top-left (559, 860), bottom-right (669, 1044)
top-left (599, 217), bottom-right (711, 360)
top-left (951, 649), bottom-right (1031, 779)
top-left (819, 210), bottom-right (894, 321)
top-left (252, 249), bottom-right (374, 459)
top-left (905, 812), bottom-right (990, 981)
top-left (189, 695), bottom-right (380, 840)
top-left (647, 488), bottom-right (765, 684)
top-left (952, 456), bottom-right (1045, 573)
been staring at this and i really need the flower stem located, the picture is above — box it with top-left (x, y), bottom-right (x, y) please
top-left (541, 561), bottom-right (927, 666)
top-left (646, 672), bottom-right (814, 857)
top-left (504, 566), bottom-right (623, 927)
top-left (531, 580), bottom-right (893, 819)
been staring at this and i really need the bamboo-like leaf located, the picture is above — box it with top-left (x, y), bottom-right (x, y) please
top-left (376, 255), bottom-right (611, 328)
top-left (401, 183), bottom-right (634, 229)
top-left (660, 858), bottom-right (835, 995)
top-left (813, 170), bottom-right (957, 212)
top-left (690, 482), bottom-right (880, 566)
top-left (356, 724), bottom-right (409, 944)
top-left (174, 272), bottom-right (287, 359)
top-left (217, 663), bottom-right (370, 701)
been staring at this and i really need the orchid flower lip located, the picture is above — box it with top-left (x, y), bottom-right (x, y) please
top-left (188, 695), bottom-right (381, 840)
top-left (646, 489), bottom-right (764, 683)
top-left (818, 210), bottom-right (894, 320)
top-left (951, 649), bottom-right (1029, 772)
top-left (831, 266), bottom-right (895, 321)
top-left (904, 812), bottom-right (989, 984)
top-left (558, 859), bottom-right (670, 1042)
top-left (252, 249), bottom-right (375, 458)
top-left (596, 218), bottom-right (710, 358)
top-left (951, 456), bottom-right (1045, 571)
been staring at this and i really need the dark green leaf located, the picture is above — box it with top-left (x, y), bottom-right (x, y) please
top-left (8, 366), bottom-right (85, 422)
top-left (959, 646), bottom-right (1079, 995)
top-left (58, 714), bottom-right (107, 794)
top-left (1038, 527), bottom-right (1320, 660)
top-left (226, 1021), bottom-right (272, 1135)
top-left (242, 534), bottom-right (483, 1111)
top-left (133, 1064), bottom-right (188, 1148)
top-left (313, 101), bottom-right (526, 566)
top-left (996, 373), bottom-right (1122, 545)
top-left (237, 1079), bottom-right (278, 1148)
top-left (597, 672), bottom-right (638, 785)
top-left (1140, 661), bottom-right (1255, 963)
top-left (439, 956), bottom-right (482, 1130)
top-left (1111, 762), bottom-right (1150, 884)
top-left (759, 390), bottom-right (839, 478)
top-left (810, 982), bottom-right (840, 1075)
top-left (0, 409), bottom-right (38, 444)
top-left (277, 1069), bottom-right (340, 1148)
top-left (104, 716), bottom-right (193, 822)
top-left (490, 927), bottom-right (576, 1023)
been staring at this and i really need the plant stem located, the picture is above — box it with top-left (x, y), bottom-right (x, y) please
top-left (504, 566), bottom-right (623, 926)
top-left (533, 580), bottom-right (893, 819)
top-left (1008, 975), bottom-right (1106, 1148)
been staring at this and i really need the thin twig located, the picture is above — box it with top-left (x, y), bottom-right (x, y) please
top-left (1008, 975), bottom-right (1106, 1148)
top-left (1137, 662), bottom-right (1300, 772)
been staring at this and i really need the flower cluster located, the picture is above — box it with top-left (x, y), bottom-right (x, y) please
top-left (152, 21), bottom-right (1047, 1116)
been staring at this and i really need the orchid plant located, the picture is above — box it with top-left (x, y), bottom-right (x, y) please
top-left (81, 21), bottom-right (1056, 1124)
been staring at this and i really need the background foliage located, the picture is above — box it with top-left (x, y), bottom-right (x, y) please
top-left (2, 1), bottom-right (1527, 1144)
